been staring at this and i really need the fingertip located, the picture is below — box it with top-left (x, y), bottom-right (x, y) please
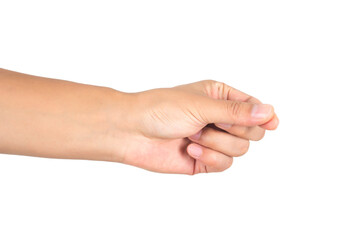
top-left (187, 143), bottom-right (203, 159)
top-left (260, 114), bottom-right (279, 130)
top-left (251, 104), bottom-right (275, 124)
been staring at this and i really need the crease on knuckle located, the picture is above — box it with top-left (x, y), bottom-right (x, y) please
top-left (201, 80), bottom-right (217, 97)
top-left (213, 81), bottom-right (227, 100)
top-left (227, 101), bottom-right (243, 121)
top-left (203, 80), bottom-right (230, 100)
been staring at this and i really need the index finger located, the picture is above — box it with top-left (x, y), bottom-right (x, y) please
top-left (222, 83), bottom-right (279, 130)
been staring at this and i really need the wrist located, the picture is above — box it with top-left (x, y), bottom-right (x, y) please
top-left (59, 85), bottom-right (135, 163)
top-left (96, 88), bottom-right (138, 163)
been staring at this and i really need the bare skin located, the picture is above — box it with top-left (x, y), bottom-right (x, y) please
top-left (0, 68), bottom-right (279, 174)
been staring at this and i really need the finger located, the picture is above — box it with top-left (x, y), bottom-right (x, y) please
top-left (188, 127), bottom-right (250, 157)
top-left (259, 113), bottom-right (279, 130)
top-left (215, 123), bottom-right (266, 141)
top-left (203, 80), bottom-right (279, 131)
top-left (187, 143), bottom-right (233, 173)
top-left (200, 97), bottom-right (275, 126)
top-left (227, 87), bottom-right (261, 104)
top-left (213, 90), bottom-right (266, 140)
top-left (203, 80), bottom-right (260, 102)
top-left (214, 96), bottom-right (278, 133)
top-left (240, 88), bottom-right (279, 130)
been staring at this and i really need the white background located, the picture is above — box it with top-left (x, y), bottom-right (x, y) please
top-left (1, 0), bottom-right (359, 239)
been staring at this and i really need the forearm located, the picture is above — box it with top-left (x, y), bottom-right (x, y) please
top-left (0, 68), bottom-right (130, 161)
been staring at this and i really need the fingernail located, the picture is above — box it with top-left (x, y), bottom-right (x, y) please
top-left (189, 130), bottom-right (202, 140)
top-left (251, 104), bottom-right (273, 120)
top-left (188, 144), bottom-right (203, 158)
top-left (217, 123), bottom-right (232, 129)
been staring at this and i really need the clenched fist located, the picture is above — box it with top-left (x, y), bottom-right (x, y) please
top-left (111, 80), bottom-right (279, 174)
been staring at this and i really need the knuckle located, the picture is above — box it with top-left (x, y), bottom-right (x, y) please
top-left (213, 80), bottom-right (226, 89)
top-left (235, 126), bottom-right (248, 136)
top-left (205, 79), bottom-right (226, 86)
top-left (217, 158), bottom-right (233, 172)
top-left (201, 80), bottom-right (231, 100)
top-left (214, 158), bottom-right (233, 173)
top-left (201, 79), bottom-right (218, 86)
top-left (252, 130), bottom-right (266, 141)
top-left (200, 80), bottom-right (219, 98)
top-left (233, 140), bottom-right (250, 157)
top-left (207, 151), bottom-right (226, 169)
top-left (208, 152), bottom-right (220, 167)
top-left (224, 158), bottom-right (233, 170)
top-left (242, 140), bottom-right (250, 155)
top-left (227, 101), bottom-right (244, 119)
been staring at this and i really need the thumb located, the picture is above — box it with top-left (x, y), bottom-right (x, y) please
top-left (200, 98), bottom-right (275, 126)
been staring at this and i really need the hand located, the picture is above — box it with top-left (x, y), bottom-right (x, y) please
top-left (0, 69), bottom-right (278, 175)
top-left (113, 80), bottom-right (279, 174)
